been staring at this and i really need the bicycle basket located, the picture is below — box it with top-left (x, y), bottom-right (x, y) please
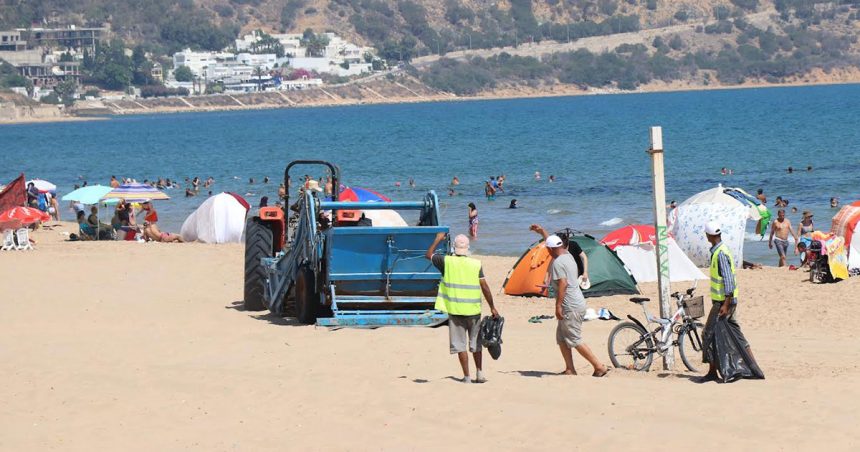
top-left (683, 296), bottom-right (705, 319)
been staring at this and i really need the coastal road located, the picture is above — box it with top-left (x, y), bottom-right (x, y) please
top-left (410, 9), bottom-right (777, 67)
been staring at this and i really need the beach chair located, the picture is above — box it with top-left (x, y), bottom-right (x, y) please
top-left (1, 229), bottom-right (16, 251)
top-left (16, 228), bottom-right (33, 250)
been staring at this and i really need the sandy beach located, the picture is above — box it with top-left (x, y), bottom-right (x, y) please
top-left (2, 222), bottom-right (859, 450)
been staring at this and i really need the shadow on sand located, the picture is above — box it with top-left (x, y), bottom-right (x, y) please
top-left (505, 370), bottom-right (559, 378)
top-left (226, 301), bottom-right (305, 326)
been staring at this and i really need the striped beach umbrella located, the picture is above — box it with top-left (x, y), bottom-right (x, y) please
top-left (102, 183), bottom-right (170, 203)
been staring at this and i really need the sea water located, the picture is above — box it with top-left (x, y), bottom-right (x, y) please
top-left (2, 84), bottom-right (859, 265)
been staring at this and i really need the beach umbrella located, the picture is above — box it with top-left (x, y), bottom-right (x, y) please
top-left (62, 185), bottom-right (113, 205)
top-left (0, 206), bottom-right (50, 230)
top-left (102, 183), bottom-right (170, 203)
top-left (26, 179), bottom-right (57, 193)
top-left (336, 187), bottom-right (391, 223)
top-left (339, 186), bottom-right (391, 202)
top-left (601, 225), bottom-right (657, 250)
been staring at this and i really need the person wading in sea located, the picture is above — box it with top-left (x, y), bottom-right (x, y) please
top-left (426, 233), bottom-right (499, 383)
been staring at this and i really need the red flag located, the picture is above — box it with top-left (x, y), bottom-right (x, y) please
top-left (0, 173), bottom-right (27, 214)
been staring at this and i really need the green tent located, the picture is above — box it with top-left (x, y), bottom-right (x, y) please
top-left (503, 232), bottom-right (639, 298)
top-left (571, 234), bottom-right (639, 297)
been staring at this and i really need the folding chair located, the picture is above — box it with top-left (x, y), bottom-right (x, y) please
top-left (16, 228), bottom-right (34, 250)
top-left (1, 229), bottom-right (16, 251)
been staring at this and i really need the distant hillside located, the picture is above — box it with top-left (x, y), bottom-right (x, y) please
top-left (2, 0), bottom-right (859, 94)
top-left (3, 1), bottom-right (853, 52)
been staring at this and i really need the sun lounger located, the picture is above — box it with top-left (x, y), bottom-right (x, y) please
top-left (16, 228), bottom-right (33, 250)
top-left (1, 229), bottom-right (16, 251)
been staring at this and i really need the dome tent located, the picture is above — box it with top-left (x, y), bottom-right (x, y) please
top-left (669, 185), bottom-right (760, 267)
top-left (180, 193), bottom-right (250, 244)
top-left (601, 225), bottom-right (706, 283)
top-left (503, 233), bottom-right (638, 298)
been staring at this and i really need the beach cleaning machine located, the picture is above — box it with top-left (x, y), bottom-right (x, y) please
top-left (243, 160), bottom-right (449, 327)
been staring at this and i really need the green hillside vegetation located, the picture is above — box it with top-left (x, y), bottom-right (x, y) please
top-left (1, 0), bottom-right (858, 95)
top-left (421, 2), bottom-right (860, 94)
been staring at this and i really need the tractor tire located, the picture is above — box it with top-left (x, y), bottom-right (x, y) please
top-left (295, 266), bottom-right (319, 324)
top-left (243, 217), bottom-right (273, 311)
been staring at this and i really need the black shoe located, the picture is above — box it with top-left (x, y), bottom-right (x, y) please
top-left (693, 373), bottom-right (719, 384)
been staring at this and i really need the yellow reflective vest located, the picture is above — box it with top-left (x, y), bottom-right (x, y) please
top-left (709, 243), bottom-right (739, 302)
top-left (435, 255), bottom-right (483, 316)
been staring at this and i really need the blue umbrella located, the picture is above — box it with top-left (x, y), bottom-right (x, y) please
top-left (61, 185), bottom-right (113, 205)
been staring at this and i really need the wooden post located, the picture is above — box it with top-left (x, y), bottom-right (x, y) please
top-left (647, 126), bottom-right (673, 370)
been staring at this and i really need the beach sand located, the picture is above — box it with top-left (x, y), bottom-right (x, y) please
top-left (2, 222), bottom-right (859, 450)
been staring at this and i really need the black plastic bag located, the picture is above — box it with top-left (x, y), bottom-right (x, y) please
top-left (713, 318), bottom-right (765, 383)
top-left (479, 316), bottom-right (505, 360)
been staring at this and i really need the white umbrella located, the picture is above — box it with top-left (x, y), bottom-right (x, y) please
top-left (27, 179), bottom-right (57, 193)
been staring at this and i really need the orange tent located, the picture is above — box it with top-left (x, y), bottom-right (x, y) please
top-left (503, 242), bottom-right (553, 297)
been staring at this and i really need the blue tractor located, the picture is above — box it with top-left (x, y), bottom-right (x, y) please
top-left (243, 160), bottom-right (450, 327)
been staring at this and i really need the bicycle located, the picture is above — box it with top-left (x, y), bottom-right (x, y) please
top-left (607, 285), bottom-right (706, 372)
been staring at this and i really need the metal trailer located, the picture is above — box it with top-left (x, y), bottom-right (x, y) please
top-left (243, 160), bottom-right (449, 327)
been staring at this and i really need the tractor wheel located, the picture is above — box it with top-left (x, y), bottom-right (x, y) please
top-left (295, 266), bottom-right (319, 324)
top-left (243, 217), bottom-right (273, 311)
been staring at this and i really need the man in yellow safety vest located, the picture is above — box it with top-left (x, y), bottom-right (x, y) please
top-left (426, 232), bottom-right (499, 383)
top-left (696, 221), bottom-right (757, 383)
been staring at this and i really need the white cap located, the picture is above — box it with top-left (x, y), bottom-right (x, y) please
top-left (306, 180), bottom-right (323, 192)
top-left (453, 234), bottom-right (470, 255)
top-left (545, 235), bottom-right (564, 248)
top-left (705, 221), bottom-right (722, 236)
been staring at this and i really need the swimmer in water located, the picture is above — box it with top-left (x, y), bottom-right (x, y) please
top-left (509, 199), bottom-right (518, 209)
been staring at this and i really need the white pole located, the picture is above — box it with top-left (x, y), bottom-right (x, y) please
top-left (648, 126), bottom-right (673, 370)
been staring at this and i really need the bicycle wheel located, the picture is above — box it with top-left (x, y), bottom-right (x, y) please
top-left (678, 322), bottom-right (704, 373)
top-left (608, 322), bottom-right (654, 371)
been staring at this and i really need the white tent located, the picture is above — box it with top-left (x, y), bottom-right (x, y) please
top-left (180, 193), bottom-right (249, 243)
top-left (669, 185), bottom-right (753, 267)
top-left (614, 238), bottom-right (707, 283)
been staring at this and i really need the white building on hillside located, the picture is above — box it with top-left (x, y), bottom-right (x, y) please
top-left (173, 49), bottom-right (217, 76)
top-left (237, 52), bottom-right (277, 70)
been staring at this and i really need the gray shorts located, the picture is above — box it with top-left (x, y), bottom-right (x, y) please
top-left (556, 308), bottom-right (586, 348)
top-left (774, 238), bottom-right (789, 257)
top-left (449, 314), bottom-right (481, 354)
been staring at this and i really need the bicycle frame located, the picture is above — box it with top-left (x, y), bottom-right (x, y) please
top-left (638, 303), bottom-right (687, 354)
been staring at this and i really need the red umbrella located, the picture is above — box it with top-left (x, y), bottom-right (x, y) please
top-left (0, 206), bottom-right (50, 230)
top-left (338, 186), bottom-right (392, 202)
top-left (601, 225), bottom-right (658, 250)
top-left (336, 186), bottom-right (391, 223)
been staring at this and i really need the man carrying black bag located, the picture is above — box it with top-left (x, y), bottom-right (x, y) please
top-left (696, 221), bottom-right (764, 383)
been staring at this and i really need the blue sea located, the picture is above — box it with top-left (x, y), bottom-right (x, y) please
top-left (2, 84), bottom-right (859, 265)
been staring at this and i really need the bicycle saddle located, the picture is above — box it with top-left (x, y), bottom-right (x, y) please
top-left (629, 297), bottom-right (650, 303)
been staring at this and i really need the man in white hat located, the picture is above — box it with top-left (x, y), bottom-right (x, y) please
top-left (426, 232), bottom-right (499, 383)
top-left (697, 221), bottom-right (758, 383)
top-left (545, 234), bottom-right (609, 377)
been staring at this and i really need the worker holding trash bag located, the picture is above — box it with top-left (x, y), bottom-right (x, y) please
top-left (696, 221), bottom-right (765, 383)
top-left (426, 233), bottom-right (499, 384)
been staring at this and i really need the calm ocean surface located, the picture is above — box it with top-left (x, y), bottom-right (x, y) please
top-left (3, 84), bottom-right (859, 265)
